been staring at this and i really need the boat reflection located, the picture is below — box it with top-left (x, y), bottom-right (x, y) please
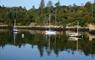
top-left (66, 30), bottom-right (81, 37)
top-left (68, 37), bottom-right (79, 41)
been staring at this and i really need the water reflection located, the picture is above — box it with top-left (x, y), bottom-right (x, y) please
top-left (0, 29), bottom-right (95, 60)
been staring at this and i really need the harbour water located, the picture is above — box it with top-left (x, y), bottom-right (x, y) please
top-left (0, 29), bottom-right (95, 60)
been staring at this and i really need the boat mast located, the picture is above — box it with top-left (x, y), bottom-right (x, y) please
top-left (14, 19), bottom-right (16, 27)
top-left (77, 21), bottom-right (79, 34)
top-left (49, 14), bottom-right (51, 26)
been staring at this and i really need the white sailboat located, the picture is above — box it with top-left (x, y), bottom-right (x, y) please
top-left (45, 30), bottom-right (56, 35)
top-left (66, 21), bottom-right (81, 37)
top-left (45, 14), bottom-right (56, 35)
top-left (13, 19), bottom-right (18, 33)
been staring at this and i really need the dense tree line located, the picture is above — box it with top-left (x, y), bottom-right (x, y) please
top-left (0, 1), bottom-right (95, 26)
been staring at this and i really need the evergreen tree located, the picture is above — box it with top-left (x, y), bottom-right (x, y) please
top-left (39, 0), bottom-right (45, 16)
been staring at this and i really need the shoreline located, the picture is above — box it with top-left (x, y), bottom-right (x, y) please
top-left (0, 26), bottom-right (90, 31)
top-left (1, 25), bottom-right (95, 32)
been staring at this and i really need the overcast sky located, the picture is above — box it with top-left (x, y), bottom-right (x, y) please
top-left (0, 0), bottom-right (94, 10)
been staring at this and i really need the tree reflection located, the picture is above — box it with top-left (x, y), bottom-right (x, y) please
top-left (0, 30), bottom-right (95, 57)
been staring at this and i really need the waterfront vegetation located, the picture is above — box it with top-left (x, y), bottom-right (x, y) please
top-left (0, 1), bottom-right (95, 27)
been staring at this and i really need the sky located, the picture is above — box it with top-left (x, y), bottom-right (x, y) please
top-left (0, 0), bottom-right (94, 10)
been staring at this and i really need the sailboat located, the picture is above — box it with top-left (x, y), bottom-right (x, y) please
top-left (12, 19), bottom-right (18, 33)
top-left (45, 30), bottom-right (56, 35)
top-left (45, 14), bottom-right (56, 35)
top-left (66, 21), bottom-right (81, 37)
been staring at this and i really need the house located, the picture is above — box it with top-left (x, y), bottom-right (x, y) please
top-left (88, 24), bottom-right (95, 31)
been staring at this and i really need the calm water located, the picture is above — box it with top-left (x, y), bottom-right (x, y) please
top-left (0, 29), bottom-right (95, 60)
